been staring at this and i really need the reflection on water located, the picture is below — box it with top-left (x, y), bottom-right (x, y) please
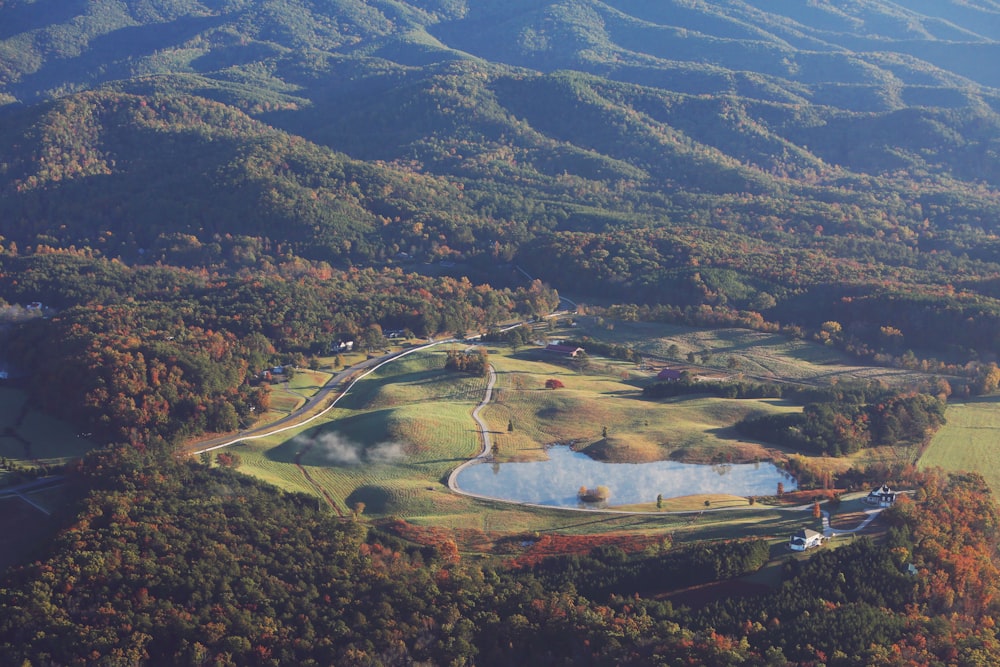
top-left (456, 445), bottom-right (796, 508)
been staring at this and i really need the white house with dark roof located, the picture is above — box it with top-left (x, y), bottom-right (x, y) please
top-left (866, 484), bottom-right (896, 507)
top-left (789, 528), bottom-right (823, 551)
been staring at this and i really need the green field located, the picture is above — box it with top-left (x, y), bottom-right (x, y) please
top-left (920, 397), bottom-right (1000, 494)
top-left (0, 387), bottom-right (96, 476)
top-left (565, 318), bottom-right (947, 387)
top-left (481, 346), bottom-right (798, 464)
top-left (238, 348), bottom-right (488, 513)
top-left (225, 329), bottom-right (953, 540)
top-left (236, 342), bottom-right (815, 534)
top-left (260, 368), bottom-right (334, 421)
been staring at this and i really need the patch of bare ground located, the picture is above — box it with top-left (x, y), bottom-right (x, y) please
top-left (666, 442), bottom-right (784, 465)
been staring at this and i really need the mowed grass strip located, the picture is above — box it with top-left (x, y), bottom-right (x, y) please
top-left (920, 397), bottom-right (1000, 494)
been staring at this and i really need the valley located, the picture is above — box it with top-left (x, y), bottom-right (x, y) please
top-left (3, 1), bottom-right (1000, 664)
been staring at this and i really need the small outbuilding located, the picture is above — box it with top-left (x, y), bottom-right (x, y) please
top-left (656, 368), bottom-right (684, 381)
top-left (789, 528), bottom-right (823, 552)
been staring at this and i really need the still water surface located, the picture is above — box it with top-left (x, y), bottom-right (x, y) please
top-left (455, 445), bottom-right (797, 509)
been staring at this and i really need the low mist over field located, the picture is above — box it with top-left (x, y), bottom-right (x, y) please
top-left (297, 431), bottom-right (408, 465)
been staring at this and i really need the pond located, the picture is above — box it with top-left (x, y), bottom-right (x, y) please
top-left (454, 445), bottom-right (796, 509)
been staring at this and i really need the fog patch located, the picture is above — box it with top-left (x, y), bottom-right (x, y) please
top-left (299, 431), bottom-right (407, 465)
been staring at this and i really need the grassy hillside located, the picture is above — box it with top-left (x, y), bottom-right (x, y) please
top-left (235, 338), bottom-right (934, 524)
top-left (920, 396), bottom-right (1000, 495)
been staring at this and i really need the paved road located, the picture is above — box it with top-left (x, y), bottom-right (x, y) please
top-left (820, 503), bottom-right (894, 537)
top-left (187, 340), bottom-right (456, 455)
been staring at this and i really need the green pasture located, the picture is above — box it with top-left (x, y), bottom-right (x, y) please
top-left (228, 331), bottom-right (944, 543)
top-left (920, 397), bottom-right (1000, 494)
top-left (561, 318), bottom-right (944, 387)
top-left (236, 343), bottom-right (806, 531)
top-left (484, 347), bottom-right (799, 463)
top-left (0, 387), bottom-right (96, 469)
top-left (239, 346), bottom-right (489, 512)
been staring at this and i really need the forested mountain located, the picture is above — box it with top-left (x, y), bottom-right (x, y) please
top-left (4, 0), bottom-right (1000, 436)
top-left (4, 1), bottom-right (1000, 312)
top-left (6, 3), bottom-right (1000, 664)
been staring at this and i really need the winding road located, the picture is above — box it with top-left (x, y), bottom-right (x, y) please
top-left (187, 339), bottom-right (457, 457)
top-left (447, 365), bottom-right (497, 493)
top-left (186, 322), bottom-right (892, 539)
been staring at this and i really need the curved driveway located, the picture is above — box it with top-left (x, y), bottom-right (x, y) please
top-left (447, 365), bottom-right (496, 493)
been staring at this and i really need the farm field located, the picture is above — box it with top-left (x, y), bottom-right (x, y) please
top-left (238, 347), bottom-right (488, 514)
top-left (259, 368), bottom-right (334, 421)
top-left (233, 332), bottom-right (921, 539)
top-left (564, 319), bottom-right (948, 388)
top-left (920, 397), bottom-right (1000, 495)
top-left (0, 496), bottom-right (61, 571)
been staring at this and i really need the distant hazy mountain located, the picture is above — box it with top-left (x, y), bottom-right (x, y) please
top-left (4, 1), bottom-right (1000, 105)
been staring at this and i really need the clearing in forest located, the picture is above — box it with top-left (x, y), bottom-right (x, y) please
top-left (920, 396), bottom-right (1000, 495)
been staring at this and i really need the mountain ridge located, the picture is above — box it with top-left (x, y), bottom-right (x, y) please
top-left (4, 0), bottom-right (1000, 362)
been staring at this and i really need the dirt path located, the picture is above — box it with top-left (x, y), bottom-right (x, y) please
top-left (294, 447), bottom-right (344, 517)
top-left (448, 365), bottom-right (497, 493)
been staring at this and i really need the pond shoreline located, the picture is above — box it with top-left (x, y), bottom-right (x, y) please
top-left (452, 445), bottom-right (797, 511)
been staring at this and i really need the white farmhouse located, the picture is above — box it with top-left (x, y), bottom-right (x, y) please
top-left (789, 528), bottom-right (823, 551)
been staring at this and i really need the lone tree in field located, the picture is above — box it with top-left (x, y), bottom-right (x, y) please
top-left (777, 482), bottom-right (785, 496)
top-left (507, 419), bottom-right (514, 432)
top-left (545, 378), bottom-right (564, 389)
